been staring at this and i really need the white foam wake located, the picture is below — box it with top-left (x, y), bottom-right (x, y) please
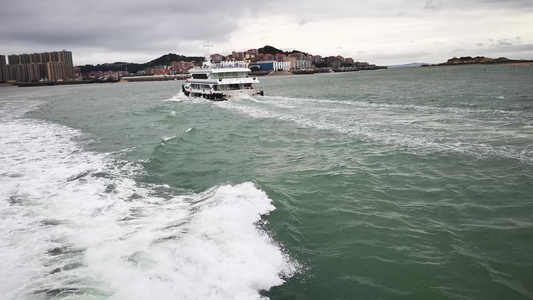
top-left (0, 117), bottom-right (296, 299)
top-left (216, 96), bottom-right (533, 164)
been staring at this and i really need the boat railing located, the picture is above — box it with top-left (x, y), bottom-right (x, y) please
top-left (194, 61), bottom-right (252, 71)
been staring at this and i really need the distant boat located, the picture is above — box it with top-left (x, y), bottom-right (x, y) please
top-left (182, 44), bottom-right (264, 101)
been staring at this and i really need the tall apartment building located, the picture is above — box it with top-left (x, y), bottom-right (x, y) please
top-left (3, 50), bottom-right (74, 82)
top-left (7, 54), bottom-right (20, 65)
top-left (0, 55), bottom-right (6, 83)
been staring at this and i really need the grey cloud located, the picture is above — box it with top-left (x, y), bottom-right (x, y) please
top-left (458, 37), bottom-right (533, 59)
top-left (424, 0), bottom-right (443, 11)
top-left (0, 0), bottom-right (274, 55)
top-left (418, 0), bottom-right (533, 12)
top-left (367, 50), bottom-right (432, 61)
top-left (488, 36), bottom-right (524, 48)
top-left (1, 0), bottom-right (532, 65)
top-left (491, 43), bottom-right (533, 53)
top-left (497, 40), bottom-right (514, 47)
top-left (479, 0), bottom-right (533, 10)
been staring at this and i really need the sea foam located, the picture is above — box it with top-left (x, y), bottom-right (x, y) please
top-left (0, 111), bottom-right (296, 299)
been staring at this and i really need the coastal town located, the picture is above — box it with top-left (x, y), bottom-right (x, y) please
top-left (0, 46), bottom-right (385, 85)
top-left (2, 46), bottom-right (532, 86)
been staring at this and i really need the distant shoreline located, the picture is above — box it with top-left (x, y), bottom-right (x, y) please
top-left (423, 56), bottom-right (533, 67)
top-left (422, 61), bottom-right (533, 68)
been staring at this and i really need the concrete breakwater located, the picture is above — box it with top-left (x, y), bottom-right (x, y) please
top-left (119, 75), bottom-right (190, 82)
top-left (15, 80), bottom-right (97, 87)
top-left (12, 75), bottom-right (191, 87)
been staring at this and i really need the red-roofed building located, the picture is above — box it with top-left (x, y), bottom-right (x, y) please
top-left (327, 56), bottom-right (345, 68)
top-left (212, 54), bottom-right (223, 63)
top-left (289, 52), bottom-right (306, 61)
top-left (311, 55), bottom-right (323, 64)
top-left (248, 49), bottom-right (259, 57)
top-left (275, 53), bottom-right (286, 62)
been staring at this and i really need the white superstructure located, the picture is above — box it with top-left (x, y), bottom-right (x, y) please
top-left (182, 44), bottom-right (264, 100)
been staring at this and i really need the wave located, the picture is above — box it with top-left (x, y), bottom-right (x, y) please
top-left (262, 95), bottom-right (533, 118)
top-left (163, 91), bottom-right (210, 104)
top-left (161, 135), bottom-right (177, 142)
top-left (0, 116), bottom-right (297, 299)
top-left (215, 96), bottom-right (533, 164)
top-left (163, 91), bottom-right (189, 102)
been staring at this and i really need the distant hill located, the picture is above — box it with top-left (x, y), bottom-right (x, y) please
top-left (446, 56), bottom-right (507, 65)
top-left (388, 57), bottom-right (533, 68)
top-left (257, 45), bottom-right (285, 55)
top-left (78, 53), bottom-right (202, 74)
top-left (257, 45), bottom-right (308, 56)
top-left (80, 45), bottom-right (393, 74)
top-left (437, 56), bottom-right (533, 66)
top-left (77, 46), bottom-right (312, 74)
top-left (146, 53), bottom-right (202, 67)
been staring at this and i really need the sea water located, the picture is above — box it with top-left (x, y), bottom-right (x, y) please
top-left (1, 64), bottom-right (533, 299)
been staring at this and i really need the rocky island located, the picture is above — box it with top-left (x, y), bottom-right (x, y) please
top-left (425, 56), bottom-right (533, 66)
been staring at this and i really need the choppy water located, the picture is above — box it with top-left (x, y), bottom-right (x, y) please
top-left (1, 64), bottom-right (533, 299)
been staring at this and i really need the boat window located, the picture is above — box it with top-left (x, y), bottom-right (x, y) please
top-left (229, 84), bottom-right (246, 90)
top-left (219, 72), bottom-right (233, 79)
top-left (192, 74), bottom-right (208, 79)
top-left (215, 71), bottom-right (250, 79)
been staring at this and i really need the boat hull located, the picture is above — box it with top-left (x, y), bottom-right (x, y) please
top-left (182, 84), bottom-right (263, 101)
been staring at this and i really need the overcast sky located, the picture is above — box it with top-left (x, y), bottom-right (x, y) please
top-left (1, 0), bottom-right (532, 66)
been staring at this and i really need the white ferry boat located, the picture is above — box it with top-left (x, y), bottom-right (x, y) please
top-left (182, 44), bottom-right (264, 100)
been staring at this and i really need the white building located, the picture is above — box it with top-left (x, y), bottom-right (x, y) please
top-left (250, 61), bottom-right (291, 71)
top-left (294, 60), bottom-right (312, 70)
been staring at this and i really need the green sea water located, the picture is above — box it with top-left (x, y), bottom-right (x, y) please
top-left (1, 64), bottom-right (533, 299)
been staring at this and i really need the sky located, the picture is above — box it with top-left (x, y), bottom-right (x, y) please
top-left (1, 0), bottom-right (532, 66)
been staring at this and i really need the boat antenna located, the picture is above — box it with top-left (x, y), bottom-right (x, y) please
top-left (203, 43), bottom-right (213, 67)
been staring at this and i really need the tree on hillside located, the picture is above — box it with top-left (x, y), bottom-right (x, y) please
top-left (258, 45), bottom-right (284, 55)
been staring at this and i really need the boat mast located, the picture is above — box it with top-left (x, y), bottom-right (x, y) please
top-left (203, 43), bottom-right (213, 68)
